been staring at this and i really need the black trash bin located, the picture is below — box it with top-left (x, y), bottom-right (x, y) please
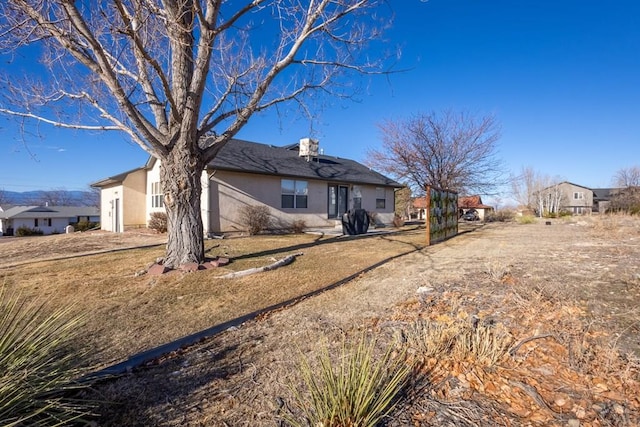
top-left (341, 211), bottom-right (355, 235)
top-left (352, 209), bottom-right (370, 234)
top-left (341, 209), bottom-right (369, 235)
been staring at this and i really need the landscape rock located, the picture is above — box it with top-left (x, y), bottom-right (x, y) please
top-left (147, 263), bottom-right (170, 276)
top-left (180, 262), bottom-right (200, 272)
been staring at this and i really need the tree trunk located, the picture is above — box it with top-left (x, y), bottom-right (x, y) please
top-left (160, 147), bottom-right (206, 269)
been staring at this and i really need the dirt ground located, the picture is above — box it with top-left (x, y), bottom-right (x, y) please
top-left (2, 217), bottom-right (640, 426)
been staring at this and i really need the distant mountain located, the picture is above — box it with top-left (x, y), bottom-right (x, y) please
top-left (0, 190), bottom-right (99, 207)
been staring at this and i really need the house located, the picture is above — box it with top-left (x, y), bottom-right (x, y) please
top-left (91, 138), bottom-right (402, 234)
top-left (536, 181), bottom-right (622, 215)
top-left (0, 205), bottom-right (100, 236)
top-left (411, 197), bottom-right (427, 220)
top-left (458, 195), bottom-right (494, 220)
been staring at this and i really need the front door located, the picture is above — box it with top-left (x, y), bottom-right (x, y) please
top-left (328, 185), bottom-right (349, 218)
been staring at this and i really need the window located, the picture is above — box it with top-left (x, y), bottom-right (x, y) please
top-left (375, 187), bottom-right (386, 209)
top-left (352, 185), bottom-right (362, 210)
top-left (151, 182), bottom-right (164, 208)
top-left (573, 192), bottom-right (584, 200)
top-left (34, 218), bottom-right (38, 227)
top-left (281, 179), bottom-right (308, 209)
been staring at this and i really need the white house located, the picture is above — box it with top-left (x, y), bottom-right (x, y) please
top-left (91, 138), bottom-right (401, 234)
top-left (0, 205), bottom-right (100, 236)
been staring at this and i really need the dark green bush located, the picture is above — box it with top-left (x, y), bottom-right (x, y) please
top-left (148, 212), bottom-right (168, 233)
top-left (15, 226), bottom-right (44, 237)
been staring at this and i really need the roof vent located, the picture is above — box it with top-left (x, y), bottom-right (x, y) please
top-left (299, 137), bottom-right (319, 161)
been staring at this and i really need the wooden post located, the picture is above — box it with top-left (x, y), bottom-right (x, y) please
top-left (425, 185), bottom-right (431, 246)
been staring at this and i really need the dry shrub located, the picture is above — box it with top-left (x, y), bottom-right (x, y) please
top-left (516, 215), bottom-right (536, 224)
top-left (393, 215), bottom-right (405, 228)
top-left (290, 219), bottom-right (306, 234)
top-left (406, 317), bottom-right (513, 367)
top-left (484, 260), bottom-right (512, 283)
top-left (485, 209), bottom-right (515, 222)
top-left (285, 334), bottom-right (411, 427)
top-left (238, 205), bottom-right (272, 235)
top-left (148, 212), bottom-right (167, 233)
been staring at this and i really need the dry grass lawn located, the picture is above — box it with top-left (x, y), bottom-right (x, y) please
top-left (0, 227), bottom-right (427, 368)
top-left (1, 217), bottom-right (640, 426)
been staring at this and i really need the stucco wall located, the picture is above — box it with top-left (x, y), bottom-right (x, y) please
top-left (123, 169), bottom-right (147, 228)
top-left (207, 170), bottom-right (396, 233)
top-left (100, 184), bottom-right (123, 232)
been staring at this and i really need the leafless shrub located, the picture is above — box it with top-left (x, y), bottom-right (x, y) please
top-left (393, 215), bottom-right (405, 228)
top-left (148, 212), bottom-right (167, 233)
top-left (290, 219), bottom-right (306, 234)
top-left (485, 209), bottom-right (516, 222)
top-left (238, 205), bottom-right (272, 235)
top-left (484, 260), bottom-right (512, 283)
top-left (405, 317), bottom-right (513, 367)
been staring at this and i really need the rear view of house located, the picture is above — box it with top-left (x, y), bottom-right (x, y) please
top-left (92, 138), bottom-right (401, 234)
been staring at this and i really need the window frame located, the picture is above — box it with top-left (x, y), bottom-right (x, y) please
top-left (151, 181), bottom-right (164, 208)
top-left (281, 179), bottom-right (308, 209)
top-left (375, 187), bottom-right (386, 209)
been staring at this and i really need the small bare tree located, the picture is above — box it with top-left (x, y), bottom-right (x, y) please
top-left (613, 166), bottom-right (640, 188)
top-left (511, 166), bottom-right (540, 210)
top-left (0, 188), bottom-right (13, 206)
top-left (367, 110), bottom-right (504, 196)
top-left (0, 1), bottom-right (391, 268)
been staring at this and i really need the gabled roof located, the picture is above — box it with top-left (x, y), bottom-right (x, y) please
top-left (0, 206), bottom-right (99, 220)
top-left (208, 139), bottom-right (401, 187)
top-left (92, 139), bottom-right (401, 188)
top-left (91, 156), bottom-right (156, 188)
top-left (459, 195), bottom-right (493, 209)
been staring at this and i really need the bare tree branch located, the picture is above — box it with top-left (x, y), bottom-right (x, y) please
top-left (367, 110), bottom-right (505, 196)
top-left (0, 0), bottom-right (393, 268)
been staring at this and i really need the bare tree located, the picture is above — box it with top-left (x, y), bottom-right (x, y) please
top-left (0, 1), bottom-right (391, 268)
top-left (367, 110), bottom-right (504, 196)
top-left (613, 166), bottom-right (640, 188)
top-left (511, 166), bottom-right (540, 210)
top-left (34, 188), bottom-right (75, 206)
top-left (0, 188), bottom-right (14, 206)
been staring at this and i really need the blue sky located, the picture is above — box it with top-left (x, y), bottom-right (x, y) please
top-left (1, 0), bottom-right (639, 198)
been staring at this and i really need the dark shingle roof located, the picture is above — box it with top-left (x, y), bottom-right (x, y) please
top-left (209, 139), bottom-right (401, 187)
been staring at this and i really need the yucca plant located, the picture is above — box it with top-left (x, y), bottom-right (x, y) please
top-left (0, 285), bottom-right (94, 426)
top-left (285, 334), bottom-right (412, 427)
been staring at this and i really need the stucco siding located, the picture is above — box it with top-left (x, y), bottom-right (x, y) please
top-left (100, 184), bottom-right (123, 232)
top-left (208, 171), bottom-right (334, 232)
top-left (123, 169), bottom-right (147, 227)
top-left (206, 170), bottom-right (396, 233)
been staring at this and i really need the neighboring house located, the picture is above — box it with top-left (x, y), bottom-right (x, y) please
top-left (412, 197), bottom-right (427, 220)
top-left (458, 195), bottom-right (494, 220)
top-left (91, 138), bottom-right (402, 234)
top-left (0, 205), bottom-right (100, 236)
top-left (537, 181), bottom-right (622, 215)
